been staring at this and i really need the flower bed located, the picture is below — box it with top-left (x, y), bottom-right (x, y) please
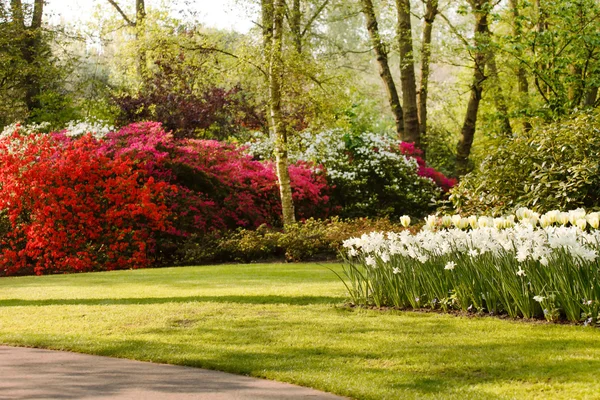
top-left (340, 208), bottom-right (600, 324)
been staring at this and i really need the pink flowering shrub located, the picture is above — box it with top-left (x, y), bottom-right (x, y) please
top-left (399, 142), bottom-right (457, 192)
top-left (102, 122), bottom-right (332, 236)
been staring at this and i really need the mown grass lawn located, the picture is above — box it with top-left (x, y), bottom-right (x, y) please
top-left (0, 263), bottom-right (598, 400)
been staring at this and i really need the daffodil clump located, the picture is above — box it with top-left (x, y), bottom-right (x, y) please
top-left (340, 208), bottom-right (600, 324)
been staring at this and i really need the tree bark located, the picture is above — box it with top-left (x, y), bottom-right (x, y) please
top-left (269, 0), bottom-right (296, 226)
top-left (359, 0), bottom-right (404, 139)
top-left (11, 0), bottom-right (44, 112)
top-left (418, 0), bottom-right (438, 158)
top-left (486, 55), bottom-right (512, 136)
top-left (456, 0), bottom-right (490, 176)
top-left (396, 0), bottom-right (420, 145)
top-left (584, 86), bottom-right (598, 106)
top-left (509, 0), bottom-right (532, 131)
top-left (290, 0), bottom-right (302, 54)
top-left (136, 0), bottom-right (147, 77)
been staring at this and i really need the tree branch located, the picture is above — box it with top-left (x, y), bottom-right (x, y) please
top-left (301, 0), bottom-right (330, 38)
top-left (106, 0), bottom-right (135, 27)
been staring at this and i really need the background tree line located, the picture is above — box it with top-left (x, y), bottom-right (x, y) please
top-left (1, 0), bottom-right (600, 224)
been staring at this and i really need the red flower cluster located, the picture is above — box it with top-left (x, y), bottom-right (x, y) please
top-left (0, 123), bottom-right (332, 275)
top-left (0, 130), bottom-right (173, 276)
top-left (399, 142), bottom-right (457, 192)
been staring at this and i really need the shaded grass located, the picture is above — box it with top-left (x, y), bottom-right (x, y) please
top-left (0, 263), bottom-right (599, 399)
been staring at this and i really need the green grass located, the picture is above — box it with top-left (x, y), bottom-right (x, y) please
top-left (0, 263), bottom-right (599, 399)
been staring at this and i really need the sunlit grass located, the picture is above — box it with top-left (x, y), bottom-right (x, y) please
top-left (0, 263), bottom-right (598, 399)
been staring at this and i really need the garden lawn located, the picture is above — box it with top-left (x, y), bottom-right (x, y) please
top-left (0, 263), bottom-right (598, 400)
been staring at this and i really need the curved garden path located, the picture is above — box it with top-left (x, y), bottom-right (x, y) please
top-left (0, 346), bottom-right (346, 399)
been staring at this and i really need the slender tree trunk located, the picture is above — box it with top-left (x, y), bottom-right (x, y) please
top-left (359, 0), bottom-right (404, 139)
top-left (509, 0), bottom-right (532, 131)
top-left (136, 0), bottom-right (147, 78)
top-left (290, 0), bottom-right (302, 54)
top-left (269, 0), bottom-right (296, 226)
top-left (418, 0), bottom-right (438, 158)
top-left (12, 0), bottom-right (43, 113)
top-left (456, 0), bottom-right (490, 176)
top-left (486, 55), bottom-right (512, 135)
top-left (396, 0), bottom-right (420, 145)
top-left (533, 0), bottom-right (550, 101)
top-left (585, 86), bottom-right (598, 106)
top-left (568, 64), bottom-right (583, 107)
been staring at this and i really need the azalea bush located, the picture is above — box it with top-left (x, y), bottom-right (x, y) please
top-left (0, 129), bottom-right (173, 276)
top-left (340, 208), bottom-right (600, 324)
top-left (101, 123), bottom-right (331, 231)
top-left (247, 130), bottom-right (453, 219)
top-left (0, 122), bottom-right (332, 275)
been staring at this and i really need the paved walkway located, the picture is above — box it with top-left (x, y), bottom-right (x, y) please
top-left (0, 346), bottom-right (346, 400)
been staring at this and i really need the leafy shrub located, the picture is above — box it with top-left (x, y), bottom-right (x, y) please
top-left (247, 130), bottom-right (448, 219)
top-left (0, 129), bottom-right (173, 276)
top-left (172, 217), bottom-right (408, 265)
top-left (451, 111), bottom-right (600, 215)
top-left (113, 57), bottom-right (265, 140)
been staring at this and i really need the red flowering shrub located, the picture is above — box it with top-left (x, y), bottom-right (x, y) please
top-left (0, 130), bottom-right (173, 276)
top-left (399, 142), bottom-right (457, 192)
top-left (0, 122), bottom-right (332, 274)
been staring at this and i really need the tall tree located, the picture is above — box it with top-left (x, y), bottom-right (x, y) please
top-left (456, 0), bottom-right (491, 176)
top-left (106, 0), bottom-right (147, 76)
top-left (10, 0), bottom-right (45, 112)
top-left (267, 0), bottom-right (296, 226)
top-left (486, 54), bottom-right (512, 136)
top-left (395, 0), bottom-right (420, 144)
top-left (359, 0), bottom-right (404, 139)
top-left (417, 0), bottom-right (438, 156)
top-left (509, 0), bottom-right (532, 131)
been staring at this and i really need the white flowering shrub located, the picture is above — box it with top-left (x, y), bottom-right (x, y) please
top-left (0, 121), bottom-right (51, 139)
top-left (341, 208), bottom-right (600, 324)
top-left (1, 119), bottom-right (114, 140)
top-left (246, 130), bottom-right (441, 218)
top-left (63, 119), bottom-right (114, 138)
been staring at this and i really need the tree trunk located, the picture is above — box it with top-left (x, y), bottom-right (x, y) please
top-left (136, 0), bottom-right (147, 78)
top-left (359, 0), bottom-right (404, 139)
top-left (396, 0), bottom-right (420, 145)
top-left (269, 0), bottom-right (296, 226)
top-left (509, 0), bottom-right (532, 131)
top-left (486, 55), bottom-right (512, 136)
top-left (456, 0), bottom-right (490, 176)
top-left (11, 0), bottom-right (43, 113)
top-left (585, 86), bottom-right (598, 106)
top-left (418, 0), bottom-right (438, 158)
top-left (290, 0), bottom-right (302, 54)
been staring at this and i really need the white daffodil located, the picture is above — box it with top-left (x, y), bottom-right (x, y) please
top-left (444, 261), bottom-right (456, 270)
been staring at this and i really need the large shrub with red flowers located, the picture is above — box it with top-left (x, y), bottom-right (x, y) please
top-left (0, 130), bottom-right (173, 276)
top-left (0, 122), bottom-right (332, 275)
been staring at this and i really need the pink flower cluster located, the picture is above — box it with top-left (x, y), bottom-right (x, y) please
top-left (399, 142), bottom-right (457, 192)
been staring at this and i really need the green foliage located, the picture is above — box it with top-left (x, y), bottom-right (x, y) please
top-left (0, 1), bottom-right (79, 130)
top-left (451, 111), bottom-right (600, 215)
top-left (173, 217), bottom-right (407, 265)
